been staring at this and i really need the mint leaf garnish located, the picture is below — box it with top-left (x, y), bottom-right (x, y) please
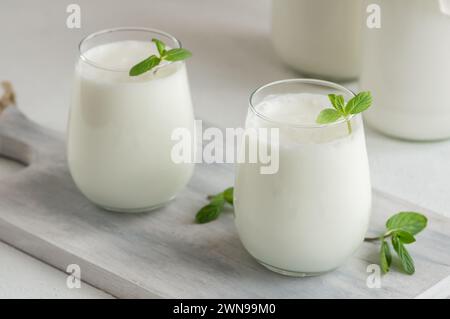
top-left (129, 55), bottom-right (160, 77)
top-left (380, 239), bottom-right (392, 273)
top-left (345, 91), bottom-right (372, 114)
top-left (195, 194), bottom-right (225, 224)
top-left (164, 48), bottom-right (192, 62)
top-left (328, 94), bottom-right (345, 113)
top-left (316, 91), bottom-right (373, 135)
top-left (394, 230), bottom-right (416, 244)
top-left (392, 235), bottom-right (415, 275)
top-left (386, 212), bottom-right (428, 235)
top-left (129, 38), bottom-right (192, 77)
top-left (195, 188), bottom-right (234, 224)
top-left (223, 187), bottom-right (234, 206)
top-left (316, 108), bottom-right (342, 124)
top-left (152, 38), bottom-right (166, 56)
top-left (365, 212), bottom-right (426, 275)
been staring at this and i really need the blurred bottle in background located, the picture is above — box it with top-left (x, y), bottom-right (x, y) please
top-left (360, 0), bottom-right (450, 141)
top-left (272, 0), bottom-right (362, 81)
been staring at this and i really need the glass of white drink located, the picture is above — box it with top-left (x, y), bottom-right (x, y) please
top-left (234, 79), bottom-right (372, 276)
top-left (68, 28), bottom-right (195, 212)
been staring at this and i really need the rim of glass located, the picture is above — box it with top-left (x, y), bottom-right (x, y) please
top-left (249, 78), bottom-right (356, 129)
top-left (78, 27), bottom-right (182, 72)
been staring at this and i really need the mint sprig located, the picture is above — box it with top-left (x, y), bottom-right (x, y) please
top-left (196, 188), bottom-right (428, 276)
top-left (380, 239), bottom-right (392, 273)
top-left (316, 91), bottom-right (372, 134)
top-left (195, 187), bottom-right (233, 224)
top-left (365, 212), bottom-right (427, 275)
top-left (129, 38), bottom-right (192, 77)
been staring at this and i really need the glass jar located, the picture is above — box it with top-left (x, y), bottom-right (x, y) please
top-left (68, 27), bottom-right (195, 212)
top-left (234, 79), bottom-right (372, 276)
top-left (360, 0), bottom-right (450, 140)
top-left (272, 0), bottom-right (362, 80)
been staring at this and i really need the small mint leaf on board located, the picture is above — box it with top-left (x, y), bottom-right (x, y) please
top-left (380, 239), bottom-right (392, 273)
top-left (345, 91), bottom-right (372, 114)
top-left (223, 187), bottom-right (234, 206)
top-left (394, 230), bottom-right (416, 244)
top-left (152, 38), bottom-right (166, 56)
top-left (210, 193), bottom-right (225, 206)
top-left (195, 194), bottom-right (225, 224)
top-left (316, 108), bottom-right (342, 124)
top-left (366, 210), bottom-right (426, 276)
top-left (163, 48), bottom-right (193, 62)
top-left (392, 236), bottom-right (415, 275)
top-left (129, 55), bottom-right (160, 76)
top-left (386, 212), bottom-right (428, 235)
top-left (328, 94), bottom-right (345, 113)
top-left (195, 188), bottom-right (234, 224)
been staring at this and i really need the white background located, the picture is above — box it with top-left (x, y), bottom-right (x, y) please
top-left (0, 0), bottom-right (449, 298)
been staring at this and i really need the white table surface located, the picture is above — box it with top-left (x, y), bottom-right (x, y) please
top-left (0, 0), bottom-right (449, 298)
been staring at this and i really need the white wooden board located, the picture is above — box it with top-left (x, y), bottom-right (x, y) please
top-left (0, 106), bottom-right (449, 298)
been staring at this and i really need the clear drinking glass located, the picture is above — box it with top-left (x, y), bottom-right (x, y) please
top-left (68, 27), bottom-right (195, 212)
top-left (234, 79), bottom-right (372, 276)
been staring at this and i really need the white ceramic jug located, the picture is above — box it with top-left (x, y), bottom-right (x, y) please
top-left (271, 0), bottom-right (362, 80)
top-left (361, 0), bottom-right (450, 140)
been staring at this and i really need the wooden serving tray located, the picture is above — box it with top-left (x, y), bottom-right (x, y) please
top-left (0, 106), bottom-right (449, 298)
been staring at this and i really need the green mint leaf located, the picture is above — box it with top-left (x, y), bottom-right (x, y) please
top-left (316, 91), bottom-right (372, 135)
top-left (394, 230), bottom-right (416, 244)
top-left (392, 236), bottom-right (415, 275)
top-left (328, 94), bottom-right (345, 113)
top-left (195, 194), bottom-right (225, 224)
top-left (210, 193), bottom-right (224, 205)
top-left (152, 38), bottom-right (166, 56)
top-left (129, 55), bottom-right (161, 76)
top-left (223, 187), bottom-right (234, 206)
top-left (386, 212), bottom-right (428, 235)
top-left (380, 239), bottom-right (392, 273)
top-left (195, 203), bottom-right (223, 224)
top-left (163, 48), bottom-right (192, 62)
top-left (345, 91), bottom-right (372, 114)
top-left (316, 108), bottom-right (342, 124)
top-left (129, 39), bottom-right (193, 77)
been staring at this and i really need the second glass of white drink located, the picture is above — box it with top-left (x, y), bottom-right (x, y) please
top-left (68, 28), bottom-right (195, 212)
top-left (234, 79), bottom-right (372, 276)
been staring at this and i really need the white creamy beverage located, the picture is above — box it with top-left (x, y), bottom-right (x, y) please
top-left (234, 91), bottom-right (371, 275)
top-left (68, 35), bottom-right (194, 212)
top-left (272, 0), bottom-right (362, 80)
top-left (360, 0), bottom-right (450, 140)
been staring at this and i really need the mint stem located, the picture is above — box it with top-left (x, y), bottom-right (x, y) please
top-left (364, 236), bottom-right (384, 242)
top-left (364, 230), bottom-right (395, 242)
top-left (346, 118), bottom-right (352, 135)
